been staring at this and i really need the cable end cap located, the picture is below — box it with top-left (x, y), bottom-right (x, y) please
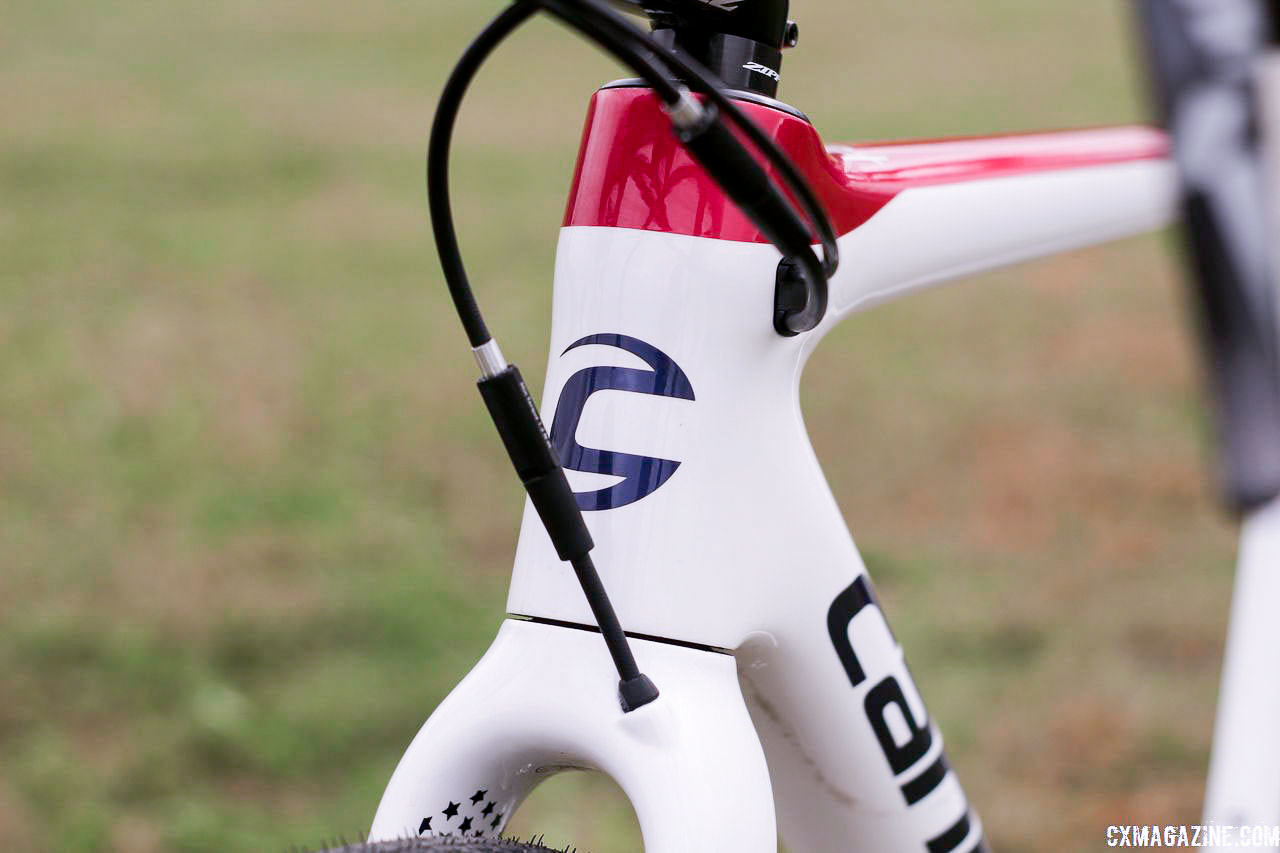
top-left (619, 674), bottom-right (659, 712)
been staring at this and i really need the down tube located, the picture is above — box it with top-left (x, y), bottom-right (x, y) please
top-left (736, 577), bottom-right (985, 853)
top-left (760, 163), bottom-right (1173, 851)
top-left (757, 160), bottom-right (1174, 852)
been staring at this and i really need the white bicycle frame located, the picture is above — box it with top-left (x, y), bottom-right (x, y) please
top-left (367, 77), bottom-right (1280, 851)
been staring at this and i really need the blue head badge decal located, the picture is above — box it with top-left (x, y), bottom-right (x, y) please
top-left (549, 333), bottom-right (695, 511)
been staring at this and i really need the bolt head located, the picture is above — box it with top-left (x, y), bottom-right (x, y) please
top-left (782, 20), bottom-right (799, 49)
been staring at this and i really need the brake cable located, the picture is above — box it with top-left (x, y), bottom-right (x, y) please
top-left (428, 0), bottom-right (838, 711)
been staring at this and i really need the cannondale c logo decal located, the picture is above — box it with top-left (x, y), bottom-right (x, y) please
top-left (549, 333), bottom-right (694, 511)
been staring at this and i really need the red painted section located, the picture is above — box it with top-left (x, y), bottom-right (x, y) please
top-left (563, 87), bottom-right (1169, 242)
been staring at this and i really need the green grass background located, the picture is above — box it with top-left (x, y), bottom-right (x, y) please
top-left (1, 1), bottom-right (1237, 850)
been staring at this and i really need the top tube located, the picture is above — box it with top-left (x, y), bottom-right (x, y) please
top-left (563, 85), bottom-right (1168, 244)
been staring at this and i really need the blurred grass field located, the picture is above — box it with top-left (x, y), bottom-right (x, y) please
top-left (0, 1), bottom-right (1239, 851)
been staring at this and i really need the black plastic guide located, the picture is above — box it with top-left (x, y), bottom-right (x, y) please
top-left (476, 366), bottom-right (592, 562)
top-left (477, 365), bottom-right (659, 711)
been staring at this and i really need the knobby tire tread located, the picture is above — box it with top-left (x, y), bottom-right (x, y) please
top-left (313, 837), bottom-right (569, 852)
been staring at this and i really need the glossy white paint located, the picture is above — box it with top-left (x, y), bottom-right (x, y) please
top-left (1203, 496), bottom-right (1280, 847)
top-left (510, 161), bottom-right (1178, 645)
top-left (369, 619), bottom-right (775, 849)
top-left (377, 159), bottom-right (1178, 850)
top-left (821, 159), bottom-right (1178, 321)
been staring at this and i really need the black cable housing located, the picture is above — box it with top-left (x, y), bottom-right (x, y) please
top-left (427, 2), bottom-right (538, 347)
top-left (429, 0), bottom-right (698, 347)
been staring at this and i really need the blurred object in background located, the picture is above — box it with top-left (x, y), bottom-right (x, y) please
top-left (1136, 0), bottom-right (1280, 839)
top-left (1261, 1), bottom-right (1280, 304)
top-left (1136, 0), bottom-right (1280, 512)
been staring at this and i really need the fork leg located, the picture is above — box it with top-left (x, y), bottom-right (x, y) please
top-left (368, 618), bottom-right (777, 851)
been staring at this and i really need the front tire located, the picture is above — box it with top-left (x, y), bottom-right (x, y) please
top-left (317, 837), bottom-right (562, 852)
